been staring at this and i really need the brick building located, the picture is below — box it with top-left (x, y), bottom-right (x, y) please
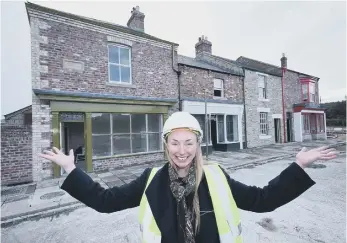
top-left (280, 54), bottom-right (326, 142)
top-left (26, 2), bottom-right (179, 181)
top-left (1, 106), bottom-right (33, 185)
top-left (178, 36), bottom-right (246, 152)
top-left (1, 2), bottom-right (324, 184)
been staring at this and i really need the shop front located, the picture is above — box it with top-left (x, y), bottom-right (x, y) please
top-left (293, 103), bottom-right (327, 142)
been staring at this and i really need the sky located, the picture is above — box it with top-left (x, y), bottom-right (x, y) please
top-left (1, 0), bottom-right (346, 117)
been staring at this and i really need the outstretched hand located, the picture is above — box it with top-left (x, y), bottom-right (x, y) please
top-left (39, 147), bottom-right (76, 174)
top-left (296, 146), bottom-right (338, 169)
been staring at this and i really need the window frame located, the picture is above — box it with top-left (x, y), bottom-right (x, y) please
top-left (107, 44), bottom-right (132, 84)
top-left (213, 78), bottom-right (224, 98)
top-left (302, 113), bottom-right (310, 134)
top-left (301, 79), bottom-right (316, 103)
top-left (259, 112), bottom-right (269, 135)
top-left (226, 115), bottom-right (238, 142)
top-left (91, 113), bottom-right (162, 158)
top-left (257, 74), bottom-right (267, 99)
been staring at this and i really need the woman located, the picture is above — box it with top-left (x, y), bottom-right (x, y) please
top-left (39, 111), bottom-right (337, 243)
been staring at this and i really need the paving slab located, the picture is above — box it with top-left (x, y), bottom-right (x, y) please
top-left (36, 179), bottom-right (59, 189)
top-left (95, 172), bottom-right (113, 178)
top-left (1, 199), bottom-right (30, 218)
top-left (106, 180), bottom-right (124, 188)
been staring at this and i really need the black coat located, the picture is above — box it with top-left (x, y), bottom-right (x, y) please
top-left (61, 162), bottom-right (315, 243)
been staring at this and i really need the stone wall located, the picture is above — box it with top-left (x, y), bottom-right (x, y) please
top-left (180, 66), bottom-right (243, 103)
top-left (1, 125), bottom-right (33, 186)
top-left (244, 69), bottom-right (284, 147)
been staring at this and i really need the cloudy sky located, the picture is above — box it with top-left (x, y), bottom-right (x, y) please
top-left (1, 0), bottom-right (346, 117)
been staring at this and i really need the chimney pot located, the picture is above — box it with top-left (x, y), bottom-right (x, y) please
top-left (127, 6), bottom-right (145, 32)
top-left (195, 35), bottom-right (212, 57)
top-left (281, 53), bottom-right (287, 69)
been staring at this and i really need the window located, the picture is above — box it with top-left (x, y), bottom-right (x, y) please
top-left (302, 83), bottom-right (308, 101)
top-left (317, 114), bottom-right (325, 133)
top-left (217, 115), bottom-right (225, 142)
top-left (91, 113), bottom-right (162, 157)
top-left (226, 115), bottom-right (238, 142)
top-left (259, 112), bottom-right (269, 135)
top-left (258, 75), bottom-right (267, 99)
top-left (214, 79), bottom-right (224, 97)
top-left (309, 82), bottom-right (316, 102)
top-left (302, 114), bottom-right (310, 133)
top-left (192, 114), bottom-right (210, 144)
top-left (108, 45), bottom-right (131, 83)
top-left (301, 81), bottom-right (316, 103)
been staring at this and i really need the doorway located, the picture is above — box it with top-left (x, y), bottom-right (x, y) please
top-left (274, 118), bottom-right (281, 143)
top-left (60, 122), bottom-right (86, 173)
top-left (286, 112), bottom-right (293, 142)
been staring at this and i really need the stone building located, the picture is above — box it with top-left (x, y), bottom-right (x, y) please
top-left (178, 36), bottom-right (245, 153)
top-left (236, 57), bottom-right (284, 147)
top-left (26, 2), bottom-right (179, 181)
top-left (237, 55), bottom-right (326, 143)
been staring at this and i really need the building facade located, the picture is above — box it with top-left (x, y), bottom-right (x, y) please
top-left (2, 2), bottom-right (325, 184)
top-left (280, 55), bottom-right (326, 142)
top-left (26, 3), bottom-right (179, 181)
top-left (178, 36), bottom-right (245, 153)
top-left (237, 55), bottom-right (326, 143)
top-left (236, 57), bottom-right (284, 147)
top-left (1, 106), bottom-right (33, 185)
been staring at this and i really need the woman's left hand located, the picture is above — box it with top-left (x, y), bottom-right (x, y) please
top-left (295, 146), bottom-right (339, 169)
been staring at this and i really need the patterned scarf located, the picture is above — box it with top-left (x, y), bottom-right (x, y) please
top-left (168, 162), bottom-right (196, 243)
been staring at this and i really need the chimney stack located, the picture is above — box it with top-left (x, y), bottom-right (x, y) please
top-left (195, 35), bottom-right (212, 56)
top-left (281, 53), bottom-right (287, 69)
top-left (127, 6), bottom-right (145, 32)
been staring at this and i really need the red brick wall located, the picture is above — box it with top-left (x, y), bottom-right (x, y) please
top-left (1, 125), bottom-right (33, 186)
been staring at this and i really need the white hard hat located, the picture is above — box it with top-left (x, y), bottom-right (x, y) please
top-left (162, 111), bottom-right (203, 142)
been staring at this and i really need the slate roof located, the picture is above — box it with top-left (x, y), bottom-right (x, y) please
top-left (237, 56), bottom-right (282, 77)
top-left (237, 56), bottom-right (319, 80)
top-left (195, 53), bottom-right (244, 76)
top-left (25, 2), bottom-right (178, 46)
top-left (178, 55), bottom-right (232, 74)
top-left (4, 105), bottom-right (32, 120)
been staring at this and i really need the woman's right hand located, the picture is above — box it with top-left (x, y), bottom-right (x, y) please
top-left (39, 147), bottom-right (76, 174)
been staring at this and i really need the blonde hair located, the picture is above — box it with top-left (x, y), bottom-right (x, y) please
top-left (164, 135), bottom-right (205, 234)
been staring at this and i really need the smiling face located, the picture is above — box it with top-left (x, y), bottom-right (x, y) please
top-left (166, 129), bottom-right (199, 170)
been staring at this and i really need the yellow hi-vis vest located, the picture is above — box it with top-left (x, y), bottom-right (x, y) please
top-left (138, 163), bottom-right (243, 243)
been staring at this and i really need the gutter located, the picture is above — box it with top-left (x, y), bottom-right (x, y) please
top-left (172, 45), bottom-right (182, 111)
top-left (241, 75), bottom-right (247, 149)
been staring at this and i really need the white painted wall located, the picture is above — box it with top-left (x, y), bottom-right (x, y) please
top-left (182, 100), bottom-right (243, 115)
top-left (182, 100), bottom-right (244, 149)
top-left (293, 112), bottom-right (303, 142)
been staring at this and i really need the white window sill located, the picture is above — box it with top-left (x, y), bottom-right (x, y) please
top-left (258, 98), bottom-right (270, 102)
top-left (217, 141), bottom-right (240, 144)
top-left (107, 82), bottom-right (136, 88)
top-left (213, 96), bottom-right (227, 100)
top-left (259, 135), bottom-right (271, 139)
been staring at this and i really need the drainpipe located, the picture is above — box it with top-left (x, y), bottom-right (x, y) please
top-left (172, 45), bottom-right (182, 111)
top-left (281, 67), bottom-right (287, 143)
top-left (241, 75), bottom-right (247, 148)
